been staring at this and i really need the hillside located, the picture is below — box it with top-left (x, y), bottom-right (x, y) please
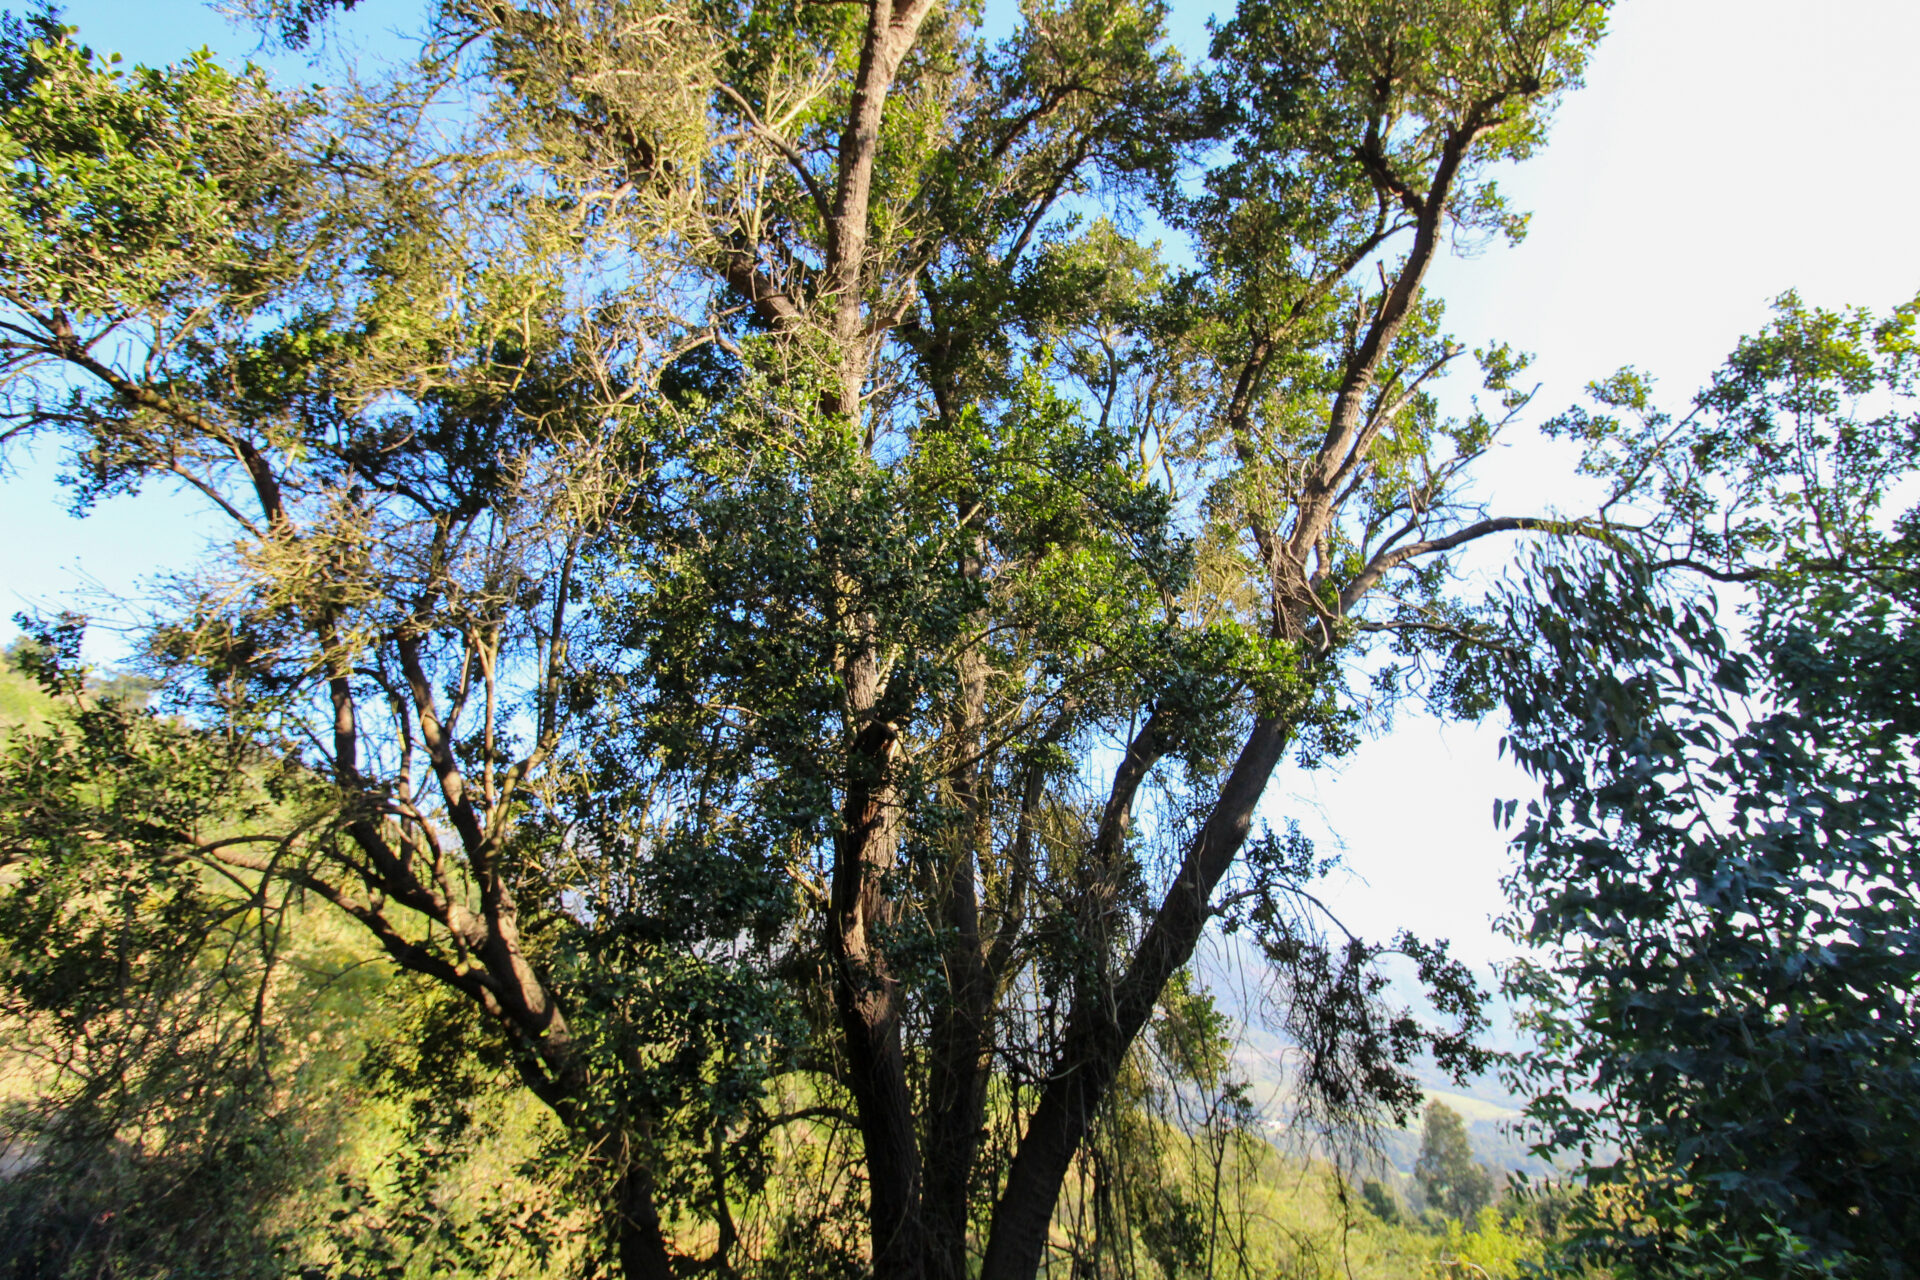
top-left (0, 660), bottom-right (47, 730)
top-left (1196, 935), bottom-right (1559, 1184)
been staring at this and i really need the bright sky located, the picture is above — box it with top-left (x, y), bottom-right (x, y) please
top-left (4, 0), bottom-right (1919, 960)
top-left (1287, 0), bottom-right (1920, 961)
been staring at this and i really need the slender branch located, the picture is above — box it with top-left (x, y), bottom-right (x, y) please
top-left (1340, 515), bottom-right (1617, 613)
top-left (717, 81), bottom-right (832, 224)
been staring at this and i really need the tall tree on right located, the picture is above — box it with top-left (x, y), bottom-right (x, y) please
top-left (1499, 295), bottom-right (1920, 1278)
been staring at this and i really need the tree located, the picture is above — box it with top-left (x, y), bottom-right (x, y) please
top-left (0, 2), bottom-right (1619, 1277)
top-left (1360, 1177), bottom-right (1403, 1225)
top-left (0, 10), bottom-right (716, 1273)
top-left (0, 621), bottom-right (336, 1279)
top-left (1416, 1100), bottom-right (1495, 1222)
top-left (1499, 295), bottom-right (1920, 1278)
top-left (0, 623), bottom-right (592, 1280)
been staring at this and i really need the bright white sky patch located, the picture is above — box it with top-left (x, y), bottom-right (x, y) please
top-left (1290, 0), bottom-right (1920, 962)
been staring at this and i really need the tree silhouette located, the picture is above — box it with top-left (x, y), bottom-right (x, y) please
top-left (1416, 1101), bottom-right (1494, 1221)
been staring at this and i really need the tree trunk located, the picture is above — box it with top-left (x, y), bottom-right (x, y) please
top-left (830, 637), bottom-right (926, 1280)
top-left (923, 809), bottom-right (992, 1280)
top-left (614, 1158), bottom-right (676, 1280)
top-left (924, 540), bottom-right (994, 1280)
top-left (976, 714), bottom-right (1293, 1280)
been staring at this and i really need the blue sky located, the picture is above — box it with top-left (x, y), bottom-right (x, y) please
top-left (4, 0), bottom-right (1919, 959)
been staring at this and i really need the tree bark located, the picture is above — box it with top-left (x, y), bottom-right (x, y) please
top-left (924, 848), bottom-right (991, 1280)
top-left (925, 597), bottom-right (993, 1280)
top-left (830, 634), bottom-right (925, 1280)
top-left (614, 1156), bottom-right (677, 1280)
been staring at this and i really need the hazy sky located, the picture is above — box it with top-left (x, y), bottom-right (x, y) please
top-left (4, 0), bottom-right (1919, 959)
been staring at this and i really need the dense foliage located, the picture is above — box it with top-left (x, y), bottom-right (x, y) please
top-left (1499, 296), bottom-right (1920, 1278)
top-left (30, 0), bottom-right (1891, 1277)
top-left (1415, 1100), bottom-right (1495, 1224)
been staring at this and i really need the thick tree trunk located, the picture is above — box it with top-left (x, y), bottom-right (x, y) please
top-left (833, 950), bottom-right (924, 1280)
top-left (830, 637), bottom-right (926, 1280)
top-left (976, 715), bottom-right (1293, 1280)
top-left (614, 1158), bottom-right (676, 1280)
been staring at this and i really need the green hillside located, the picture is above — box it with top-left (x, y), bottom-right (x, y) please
top-left (0, 661), bottom-right (47, 730)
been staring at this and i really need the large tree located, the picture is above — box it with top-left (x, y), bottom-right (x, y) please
top-left (0, 10), bottom-right (712, 1270)
top-left (1415, 1100), bottom-right (1494, 1222)
top-left (0, 2), bottom-right (1616, 1277)
top-left (1499, 295), bottom-right (1920, 1278)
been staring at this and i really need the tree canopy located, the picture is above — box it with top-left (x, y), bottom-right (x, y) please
top-left (0, 2), bottom-right (1656, 1277)
top-left (1415, 1100), bottom-right (1494, 1223)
